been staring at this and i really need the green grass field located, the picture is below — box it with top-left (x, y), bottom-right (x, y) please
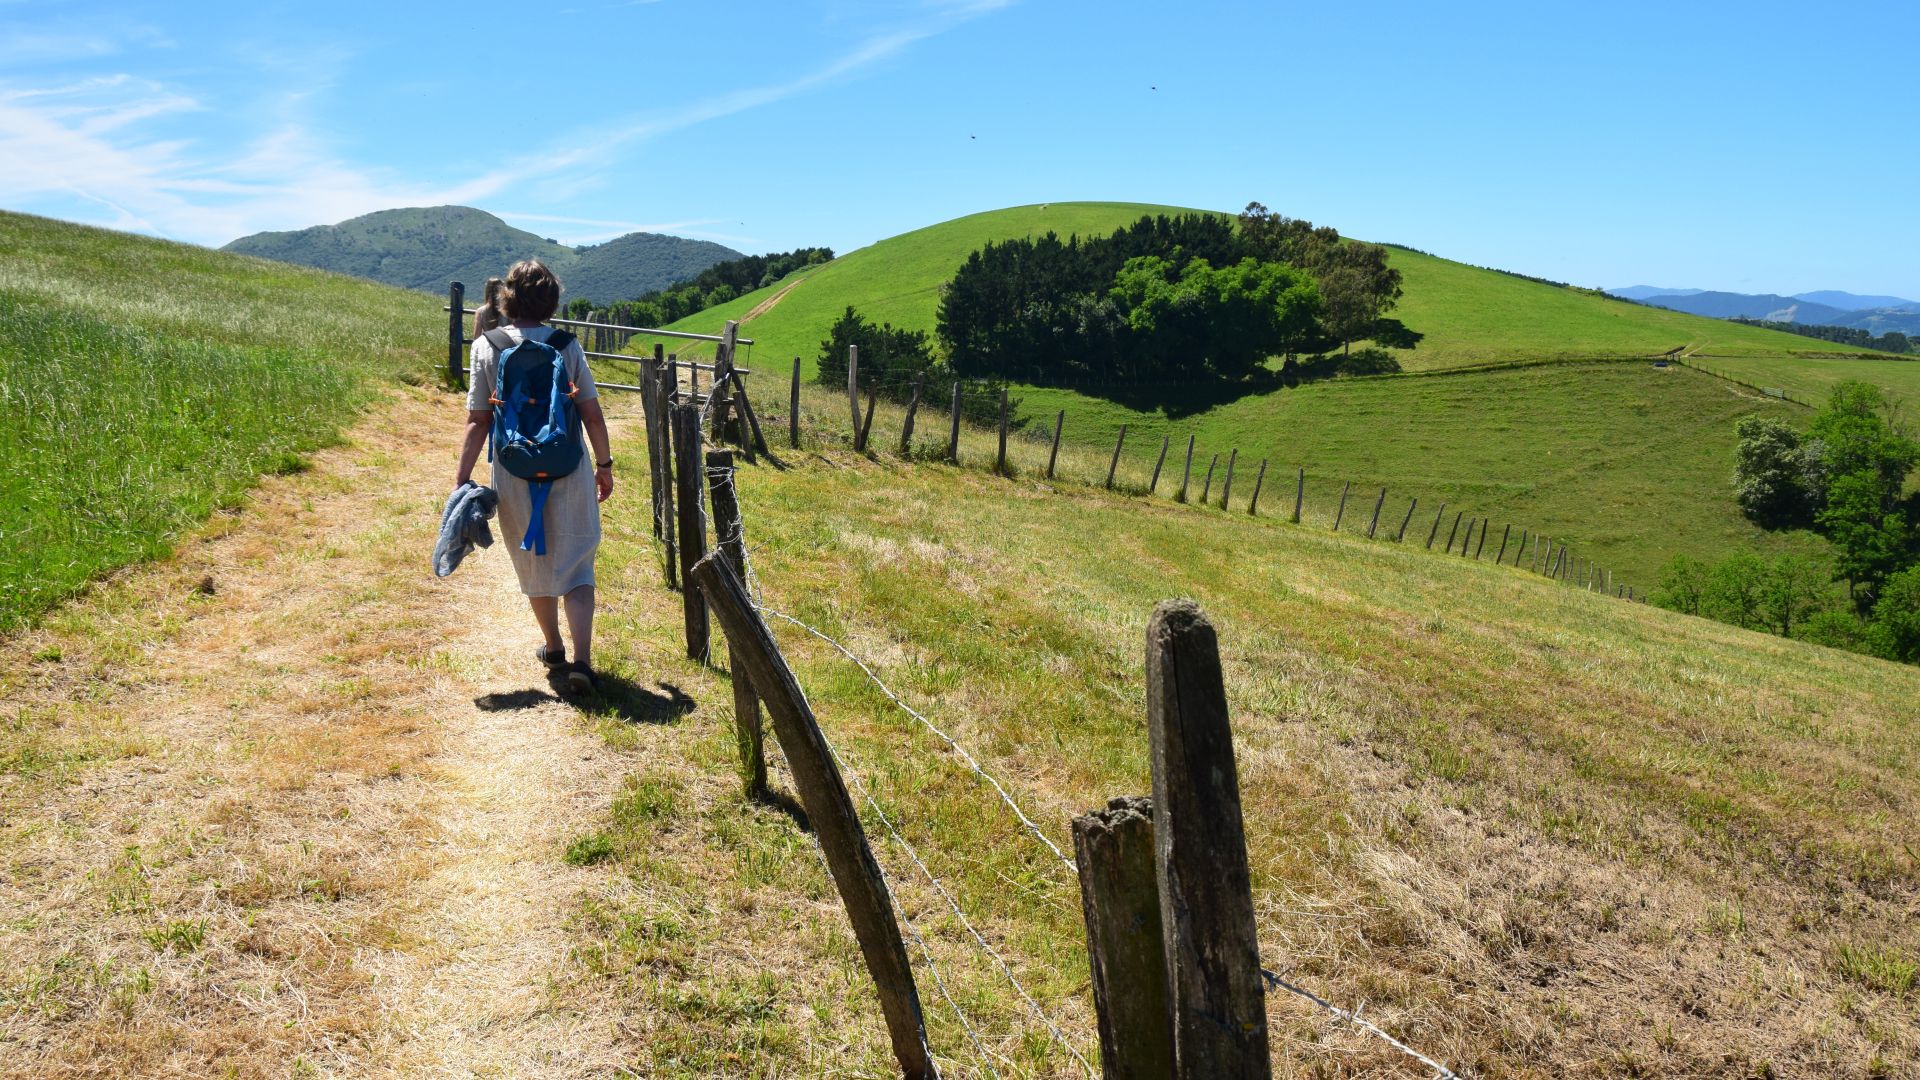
top-left (578, 431), bottom-right (1920, 1075)
top-left (0, 211), bottom-right (440, 628)
top-left (1684, 352), bottom-right (1920, 411)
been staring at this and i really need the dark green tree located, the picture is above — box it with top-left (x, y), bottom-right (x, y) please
top-left (1732, 416), bottom-right (1814, 526)
top-left (1867, 565), bottom-right (1920, 662)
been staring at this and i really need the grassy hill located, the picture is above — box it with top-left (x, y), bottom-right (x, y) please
top-left (636, 203), bottom-right (1876, 589)
top-left (0, 210), bottom-right (440, 628)
top-left (222, 205), bottom-right (742, 304)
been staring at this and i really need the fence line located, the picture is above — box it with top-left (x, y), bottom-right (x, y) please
top-left (1258, 968), bottom-right (1461, 1080)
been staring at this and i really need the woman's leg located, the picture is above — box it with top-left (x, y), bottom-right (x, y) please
top-left (529, 595), bottom-right (564, 653)
top-left (563, 584), bottom-right (595, 667)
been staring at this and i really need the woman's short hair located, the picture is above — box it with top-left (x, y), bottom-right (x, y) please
top-left (475, 276), bottom-right (505, 333)
top-left (500, 260), bottom-right (562, 322)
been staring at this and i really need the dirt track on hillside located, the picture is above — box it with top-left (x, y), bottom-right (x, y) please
top-left (0, 389), bottom-right (668, 1078)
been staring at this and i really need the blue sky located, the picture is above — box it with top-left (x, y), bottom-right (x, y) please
top-left (4, 0), bottom-right (1916, 297)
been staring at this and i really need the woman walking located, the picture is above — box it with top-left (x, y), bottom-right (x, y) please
top-left (453, 259), bottom-right (615, 692)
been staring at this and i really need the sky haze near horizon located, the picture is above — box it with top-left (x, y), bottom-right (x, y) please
top-left (3, 0), bottom-right (1916, 298)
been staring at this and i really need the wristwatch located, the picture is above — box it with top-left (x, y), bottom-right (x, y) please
top-left (594, 458), bottom-right (614, 469)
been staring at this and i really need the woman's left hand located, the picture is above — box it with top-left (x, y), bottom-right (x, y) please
top-left (595, 465), bottom-right (614, 503)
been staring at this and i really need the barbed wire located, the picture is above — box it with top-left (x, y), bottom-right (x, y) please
top-left (1259, 967), bottom-right (1462, 1079)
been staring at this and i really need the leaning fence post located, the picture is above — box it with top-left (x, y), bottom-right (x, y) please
top-left (706, 450), bottom-right (766, 800)
top-left (1146, 601), bottom-right (1271, 1078)
top-left (1291, 468), bottom-right (1305, 524)
top-left (1200, 454), bottom-right (1219, 504)
top-left (1396, 497), bottom-right (1418, 542)
top-left (1150, 436), bottom-right (1170, 494)
top-left (1178, 437), bottom-right (1196, 503)
top-left (1474, 519), bottom-right (1489, 559)
top-left (1366, 486), bottom-right (1386, 539)
top-left (790, 356), bottom-right (802, 448)
top-left (899, 375), bottom-right (924, 457)
top-left (1046, 410), bottom-right (1065, 479)
top-left (1496, 523), bottom-right (1511, 564)
top-left (1458, 518), bottom-right (1474, 556)
top-left (447, 281), bottom-right (467, 388)
top-left (856, 387), bottom-right (878, 452)
top-left (1444, 511), bottom-right (1462, 553)
top-left (671, 405), bottom-right (709, 662)
top-left (847, 344), bottom-right (861, 435)
top-left (690, 552), bottom-right (940, 1080)
top-left (1516, 530), bottom-right (1529, 567)
top-left (1219, 449), bottom-right (1237, 508)
top-left (947, 383), bottom-right (962, 464)
top-left (732, 371), bottom-right (769, 462)
top-left (996, 387), bottom-right (1010, 475)
top-left (1107, 424), bottom-right (1128, 489)
top-left (1331, 480), bottom-right (1350, 531)
top-left (1073, 796), bottom-right (1174, 1080)
top-left (1247, 460), bottom-right (1267, 515)
top-left (1426, 502), bottom-right (1446, 549)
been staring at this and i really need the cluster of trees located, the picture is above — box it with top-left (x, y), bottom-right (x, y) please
top-left (814, 307), bottom-right (1009, 427)
top-left (1730, 318), bottom-right (1916, 355)
top-left (1656, 380), bottom-right (1920, 663)
top-left (933, 205), bottom-right (1416, 399)
top-left (570, 246), bottom-right (833, 327)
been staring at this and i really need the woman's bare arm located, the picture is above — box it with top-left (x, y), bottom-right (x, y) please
top-left (579, 398), bottom-right (614, 502)
top-left (455, 409), bottom-right (490, 487)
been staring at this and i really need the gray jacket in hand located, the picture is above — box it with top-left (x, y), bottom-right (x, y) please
top-left (433, 482), bottom-right (500, 577)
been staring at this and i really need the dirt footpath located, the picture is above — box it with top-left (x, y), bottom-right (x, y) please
top-left (0, 388), bottom-right (668, 1078)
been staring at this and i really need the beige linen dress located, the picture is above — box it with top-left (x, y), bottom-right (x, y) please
top-left (466, 326), bottom-right (601, 596)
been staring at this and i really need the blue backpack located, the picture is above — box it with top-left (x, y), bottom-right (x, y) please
top-left (483, 327), bottom-right (582, 556)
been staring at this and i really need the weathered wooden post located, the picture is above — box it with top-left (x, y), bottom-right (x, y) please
top-left (947, 383), bottom-right (962, 464)
top-left (899, 375), bottom-right (925, 457)
top-left (996, 387), bottom-right (1010, 475)
top-left (1073, 795), bottom-right (1174, 1080)
top-left (1474, 519), bottom-right (1489, 559)
top-left (639, 350), bottom-right (665, 541)
top-left (1496, 524), bottom-right (1512, 564)
top-left (691, 552), bottom-right (940, 1080)
top-left (447, 281), bottom-right (467, 388)
top-left (1461, 518), bottom-right (1476, 556)
top-left (706, 450), bottom-right (765, 800)
top-left (1444, 511), bottom-right (1462, 553)
top-left (1146, 601), bottom-right (1271, 1078)
top-left (788, 357), bottom-right (803, 448)
top-left (732, 371), bottom-right (769, 462)
top-left (1150, 436), bottom-right (1171, 494)
top-left (671, 404), bottom-right (709, 662)
top-left (710, 321), bottom-right (739, 444)
top-left (1107, 424), bottom-right (1129, 489)
top-left (1247, 460), bottom-right (1267, 516)
top-left (1177, 436), bottom-right (1196, 503)
top-left (847, 344), bottom-right (861, 436)
top-left (1200, 454), bottom-right (1219, 504)
top-left (1516, 530), bottom-right (1529, 567)
top-left (856, 387), bottom-right (878, 453)
top-left (1331, 480), bottom-right (1350, 531)
top-left (1426, 502), bottom-right (1446, 549)
top-left (652, 350), bottom-right (679, 589)
top-left (1046, 410), bottom-right (1065, 479)
top-left (1366, 486), bottom-right (1386, 539)
top-left (667, 354), bottom-right (680, 405)
top-left (1219, 449), bottom-right (1237, 508)
top-left (1395, 497), bottom-right (1418, 542)
top-left (1535, 538), bottom-right (1547, 574)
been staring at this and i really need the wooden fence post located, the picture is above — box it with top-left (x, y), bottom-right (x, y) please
top-left (447, 281), bottom-right (466, 388)
top-left (1459, 518), bottom-right (1474, 556)
top-left (1396, 497), bottom-right (1418, 542)
top-left (899, 375), bottom-right (925, 458)
top-left (690, 553), bottom-right (940, 1080)
top-left (847, 344), bottom-right (861, 435)
top-left (1107, 424), bottom-right (1129, 489)
top-left (639, 352), bottom-right (665, 541)
top-left (653, 351), bottom-right (679, 589)
top-left (1146, 601), bottom-right (1270, 1078)
top-left (995, 387), bottom-right (1010, 474)
top-left (1496, 524), bottom-right (1511, 564)
top-left (1178, 437), bottom-right (1196, 503)
top-left (1426, 503), bottom-right (1446, 549)
top-left (856, 387), bottom-right (878, 452)
top-left (1291, 468), bottom-right (1304, 524)
top-left (1516, 530), bottom-right (1529, 567)
top-left (1074, 796), bottom-right (1174, 1080)
top-left (1444, 511), bottom-right (1462, 553)
top-left (706, 450), bottom-right (765, 800)
top-left (1536, 538), bottom-right (1547, 574)
top-left (1248, 460), bottom-right (1267, 516)
top-left (947, 383), bottom-right (962, 463)
top-left (1474, 519), bottom-right (1488, 559)
top-left (790, 356), bottom-right (802, 449)
top-left (1150, 436), bottom-right (1170, 494)
top-left (667, 354), bottom-right (679, 405)
top-left (1219, 449), bottom-right (1237, 509)
top-left (732, 372), bottom-right (769, 462)
top-left (671, 404), bottom-right (709, 662)
top-left (710, 320), bottom-right (739, 444)
top-left (1200, 454), bottom-right (1219, 504)
top-left (1366, 486), bottom-right (1386, 539)
top-left (1332, 480), bottom-right (1350, 531)
top-left (1046, 410), bottom-right (1065, 479)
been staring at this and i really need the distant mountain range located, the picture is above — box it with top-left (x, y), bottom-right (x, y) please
top-left (1606, 286), bottom-right (1920, 335)
top-left (222, 206), bottom-right (742, 305)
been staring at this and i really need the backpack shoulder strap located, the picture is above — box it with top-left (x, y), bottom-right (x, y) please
top-left (544, 329), bottom-right (575, 352)
top-left (482, 328), bottom-right (516, 352)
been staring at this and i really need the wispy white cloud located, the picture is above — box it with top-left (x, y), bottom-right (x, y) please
top-left (0, 1), bottom-right (1015, 246)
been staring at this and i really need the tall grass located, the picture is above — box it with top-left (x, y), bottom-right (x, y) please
top-left (0, 211), bottom-right (440, 629)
